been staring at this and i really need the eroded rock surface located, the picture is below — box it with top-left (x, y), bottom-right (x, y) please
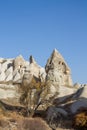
top-left (0, 55), bottom-right (46, 105)
top-left (0, 49), bottom-right (86, 117)
top-left (45, 49), bottom-right (73, 98)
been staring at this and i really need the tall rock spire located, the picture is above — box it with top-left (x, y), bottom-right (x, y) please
top-left (29, 55), bottom-right (36, 64)
top-left (45, 49), bottom-right (73, 86)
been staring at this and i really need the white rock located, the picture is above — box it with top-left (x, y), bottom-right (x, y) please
top-left (5, 66), bottom-right (13, 81)
top-left (1, 61), bottom-right (8, 72)
top-left (39, 68), bottom-right (46, 82)
top-left (13, 70), bottom-right (21, 82)
top-left (0, 71), bottom-right (6, 81)
top-left (45, 49), bottom-right (73, 86)
top-left (0, 84), bottom-right (20, 105)
top-left (79, 85), bottom-right (87, 98)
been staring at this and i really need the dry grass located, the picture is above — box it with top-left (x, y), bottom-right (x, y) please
top-left (0, 108), bottom-right (51, 130)
top-left (17, 117), bottom-right (51, 130)
top-left (0, 107), bottom-right (75, 130)
top-left (73, 110), bottom-right (87, 130)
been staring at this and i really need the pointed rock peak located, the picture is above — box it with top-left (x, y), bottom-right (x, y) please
top-left (13, 55), bottom-right (25, 70)
top-left (45, 49), bottom-right (71, 74)
top-left (53, 48), bottom-right (58, 53)
top-left (19, 54), bottom-right (23, 57)
top-left (29, 55), bottom-right (36, 64)
top-left (51, 49), bottom-right (64, 61)
top-left (14, 55), bottom-right (25, 63)
top-left (17, 55), bottom-right (24, 59)
top-left (14, 55), bottom-right (24, 60)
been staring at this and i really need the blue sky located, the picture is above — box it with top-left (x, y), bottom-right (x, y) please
top-left (0, 0), bottom-right (87, 84)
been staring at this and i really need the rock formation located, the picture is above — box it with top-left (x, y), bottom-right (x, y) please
top-left (45, 49), bottom-right (74, 98)
top-left (45, 49), bottom-right (73, 86)
top-left (0, 54), bottom-right (46, 105)
top-left (70, 84), bottom-right (87, 113)
top-left (0, 48), bottom-right (87, 118)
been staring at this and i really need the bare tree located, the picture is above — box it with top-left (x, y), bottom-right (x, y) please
top-left (20, 75), bottom-right (56, 117)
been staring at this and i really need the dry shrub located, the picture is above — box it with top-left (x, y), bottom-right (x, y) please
top-left (8, 111), bottom-right (23, 120)
top-left (0, 110), bottom-right (23, 130)
top-left (0, 119), bottom-right (9, 128)
top-left (17, 117), bottom-right (51, 130)
top-left (0, 108), bottom-right (8, 120)
top-left (0, 108), bottom-right (51, 130)
top-left (73, 111), bottom-right (87, 130)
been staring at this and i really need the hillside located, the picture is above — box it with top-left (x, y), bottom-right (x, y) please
top-left (0, 49), bottom-right (87, 130)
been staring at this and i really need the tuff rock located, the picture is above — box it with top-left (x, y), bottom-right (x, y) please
top-left (0, 55), bottom-right (46, 105)
top-left (45, 49), bottom-right (74, 98)
top-left (45, 49), bottom-right (73, 86)
top-left (0, 49), bottom-right (87, 117)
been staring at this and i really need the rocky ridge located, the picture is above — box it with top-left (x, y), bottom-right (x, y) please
top-left (0, 49), bottom-right (87, 125)
top-left (0, 49), bottom-right (72, 102)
